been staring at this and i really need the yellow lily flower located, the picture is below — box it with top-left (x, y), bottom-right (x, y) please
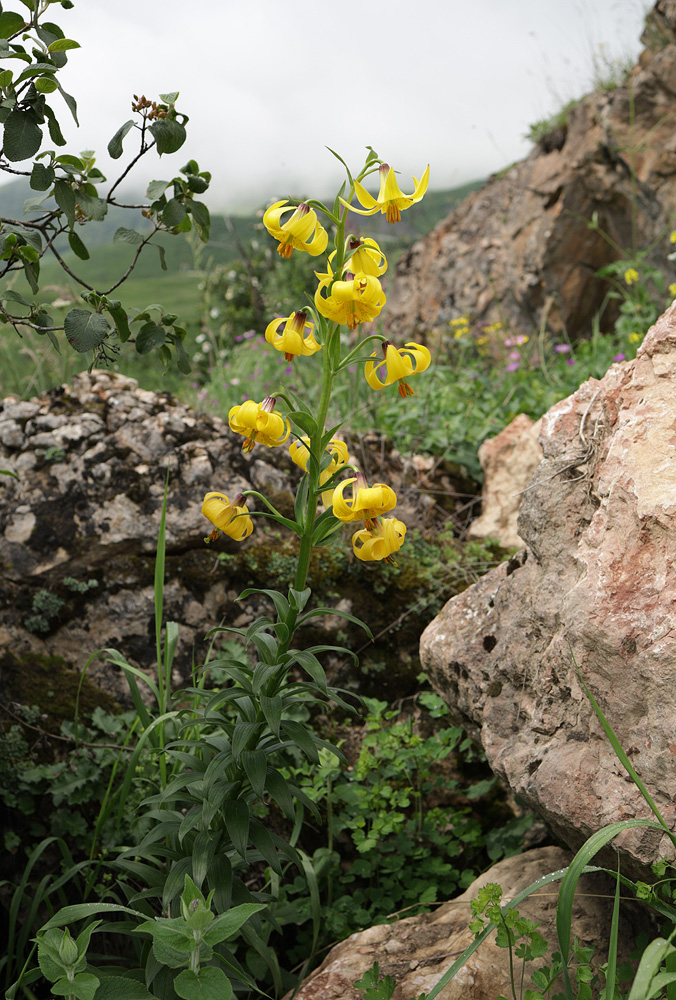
top-left (229, 396), bottom-right (291, 453)
top-left (265, 310), bottom-right (321, 362)
top-left (352, 516), bottom-right (406, 563)
top-left (202, 492), bottom-right (253, 543)
top-left (341, 163), bottom-right (430, 224)
top-left (289, 436), bottom-right (349, 506)
top-left (263, 200), bottom-right (328, 259)
top-left (332, 473), bottom-right (397, 529)
top-left (365, 340), bottom-right (431, 397)
top-left (315, 238), bottom-right (387, 286)
top-left (314, 271), bottom-right (385, 330)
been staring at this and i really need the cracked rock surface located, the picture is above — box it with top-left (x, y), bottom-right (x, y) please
top-left (421, 302), bottom-right (676, 879)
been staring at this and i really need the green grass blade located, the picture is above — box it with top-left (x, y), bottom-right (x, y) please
top-left (604, 861), bottom-right (621, 1000)
top-left (557, 818), bottom-right (664, 1000)
top-left (628, 935), bottom-right (676, 1000)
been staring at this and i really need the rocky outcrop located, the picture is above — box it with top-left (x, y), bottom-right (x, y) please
top-left (292, 846), bottom-right (639, 1000)
top-left (468, 414), bottom-right (542, 549)
top-left (420, 302), bottom-right (676, 880)
top-left (0, 371), bottom-right (441, 713)
top-left (387, 1), bottom-right (676, 342)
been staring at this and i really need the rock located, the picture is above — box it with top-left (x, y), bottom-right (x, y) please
top-left (386, 0), bottom-right (676, 343)
top-left (0, 371), bottom-right (443, 715)
top-left (291, 846), bottom-right (639, 1000)
top-left (420, 302), bottom-right (676, 880)
top-left (468, 415), bottom-right (542, 549)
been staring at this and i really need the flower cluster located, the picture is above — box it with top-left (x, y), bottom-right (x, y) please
top-left (201, 152), bottom-right (431, 565)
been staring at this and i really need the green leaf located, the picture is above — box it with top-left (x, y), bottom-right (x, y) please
top-left (162, 197), bottom-right (187, 227)
top-left (156, 242), bottom-right (167, 271)
top-left (0, 12), bottom-right (25, 37)
top-left (34, 75), bottom-right (58, 93)
top-left (225, 799), bottom-right (249, 861)
top-left (135, 322), bottom-right (166, 354)
top-left (150, 117), bottom-right (187, 155)
top-left (107, 302), bottom-right (131, 343)
top-left (287, 649), bottom-right (327, 691)
top-left (202, 903), bottom-right (266, 948)
top-left (48, 38), bottom-right (80, 51)
top-left (289, 587), bottom-right (311, 613)
top-left (30, 161), bottom-right (54, 191)
top-left (78, 191), bottom-right (107, 221)
top-left (237, 587), bottom-right (290, 622)
top-left (174, 966), bottom-right (232, 1000)
top-left (265, 770), bottom-right (294, 820)
top-left (54, 178), bottom-right (76, 227)
top-left (289, 411), bottom-right (318, 436)
top-left (159, 91), bottom-right (179, 104)
top-left (242, 750), bottom-right (267, 798)
top-left (68, 230), bottom-right (89, 260)
top-left (3, 107), bottom-right (42, 161)
top-left (147, 179), bottom-right (170, 199)
top-left (43, 104), bottom-right (66, 146)
top-left (55, 79), bottom-right (78, 125)
top-left (187, 199), bottom-right (210, 241)
top-left (23, 259), bottom-right (39, 293)
top-left (108, 119), bottom-right (134, 159)
top-left (114, 226), bottom-right (144, 245)
top-left (94, 977), bottom-right (159, 1000)
top-left (174, 334), bottom-right (191, 373)
top-left (64, 309), bottom-right (110, 352)
top-left (281, 720), bottom-right (319, 763)
top-left (260, 695), bottom-right (282, 737)
top-left (51, 973), bottom-right (100, 1000)
top-left (249, 818), bottom-right (283, 875)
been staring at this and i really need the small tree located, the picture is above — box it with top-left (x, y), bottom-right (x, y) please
top-left (0, 0), bottom-right (210, 372)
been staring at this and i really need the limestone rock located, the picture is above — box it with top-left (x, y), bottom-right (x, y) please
top-left (0, 371), bottom-right (438, 710)
top-left (420, 302), bottom-right (676, 880)
top-left (386, 0), bottom-right (676, 343)
top-left (292, 846), bottom-right (638, 1000)
top-left (468, 415), bottom-right (542, 549)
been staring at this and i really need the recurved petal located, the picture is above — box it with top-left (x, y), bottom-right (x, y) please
top-left (411, 165), bottom-right (430, 201)
top-left (304, 225), bottom-right (329, 256)
top-left (331, 477), bottom-right (358, 521)
top-left (404, 342), bottom-right (432, 372)
top-left (353, 178), bottom-right (379, 211)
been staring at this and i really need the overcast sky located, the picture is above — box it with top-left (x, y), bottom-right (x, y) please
top-left (12, 0), bottom-right (651, 211)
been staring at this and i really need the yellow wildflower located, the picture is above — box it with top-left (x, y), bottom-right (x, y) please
top-left (229, 396), bottom-right (291, 453)
top-left (624, 268), bottom-right (639, 286)
top-left (265, 310), bottom-right (321, 362)
top-left (314, 271), bottom-right (385, 330)
top-left (364, 340), bottom-right (431, 397)
top-left (202, 492), bottom-right (253, 543)
top-left (352, 516), bottom-right (406, 563)
top-left (628, 332), bottom-right (641, 344)
top-left (670, 231), bottom-right (676, 244)
top-left (332, 473), bottom-right (397, 530)
top-left (341, 163), bottom-right (430, 224)
top-left (669, 283), bottom-right (676, 297)
top-left (315, 238), bottom-right (388, 285)
top-left (289, 436), bottom-right (349, 506)
top-left (263, 201), bottom-right (328, 259)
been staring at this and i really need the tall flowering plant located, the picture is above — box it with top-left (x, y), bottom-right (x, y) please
top-left (26, 150), bottom-right (431, 1000)
top-left (203, 148), bottom-right (431, 583)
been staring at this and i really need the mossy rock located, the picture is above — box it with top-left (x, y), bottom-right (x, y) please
top-left (0, 650), bottom-right (120, 731)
